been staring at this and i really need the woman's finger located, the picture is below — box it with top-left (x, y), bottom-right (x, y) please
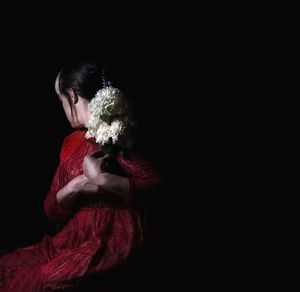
top-left (90, 150), bottom-right (105, 158)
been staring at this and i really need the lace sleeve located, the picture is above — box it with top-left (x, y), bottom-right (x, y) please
top-left (118, 153), bottom-right (166, 205)
top-left (43, 135), bottom-right (74, 224)
top-left (43, 165), bottom-right (72, 224)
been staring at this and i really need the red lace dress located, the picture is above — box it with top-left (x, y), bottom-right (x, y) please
top-left (0, 130), bottom-right (163, 291)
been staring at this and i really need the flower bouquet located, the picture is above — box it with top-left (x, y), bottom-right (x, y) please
top-left (85, 86), bottom-right (136, 173)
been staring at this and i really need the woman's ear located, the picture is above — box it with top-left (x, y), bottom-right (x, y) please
top-left (69, 89), bottom-right (79, 104)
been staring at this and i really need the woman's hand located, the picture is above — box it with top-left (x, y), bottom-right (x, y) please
top-left (56, 174), bottom-right (102, 209)
top-left (83, 151), bottom-right (111, 186)
top-left (69, 174), bottom-right (99, 194)
top-left (83, 151), bottom-right (131, 201)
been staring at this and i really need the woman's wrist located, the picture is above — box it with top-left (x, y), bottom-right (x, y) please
top-left (56, 183), bottom-right (79, 209)
top-left (94, 173), bottom-right (131, 201)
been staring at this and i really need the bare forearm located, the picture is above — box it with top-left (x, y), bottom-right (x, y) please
top-left (56, 183), bottom-right (79, 210)
top-left (96, 174), bottom-right (131, 202)
top-left (56, 174), bottom-right (103, 209)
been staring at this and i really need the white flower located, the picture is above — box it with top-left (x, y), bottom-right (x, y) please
top-left (85, 86), bottom-right (135, 148)
top-left (94, 119), bottom-right (125, 145)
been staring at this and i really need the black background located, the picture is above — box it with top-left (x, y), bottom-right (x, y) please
top-left (0, 25), bottom-right (201, 289)
top-left (0, 8), bottom-right (247, 289)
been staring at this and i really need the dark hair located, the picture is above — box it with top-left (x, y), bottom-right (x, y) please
top-left (55, 61), bottom-right (110, 103)
top-left (55, 61), bottom-right (138, 120)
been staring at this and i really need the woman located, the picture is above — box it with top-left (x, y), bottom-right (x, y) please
top-left (0, 61), bottom-right (164, 291)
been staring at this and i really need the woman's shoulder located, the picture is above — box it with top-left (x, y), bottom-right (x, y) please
top-left (63, 130), bottom-right (86, 144)
top-left (60, 129), bottom-right (87, 158)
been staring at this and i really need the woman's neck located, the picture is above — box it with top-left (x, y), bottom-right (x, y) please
top-left (76, 97), bottom-right (91, 126)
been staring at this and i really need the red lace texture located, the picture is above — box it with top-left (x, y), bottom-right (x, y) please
top-left (0, 130), bottom-right (164, 291)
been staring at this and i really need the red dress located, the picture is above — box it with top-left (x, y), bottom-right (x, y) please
top-left (0, 130), bottom-right (163, 291)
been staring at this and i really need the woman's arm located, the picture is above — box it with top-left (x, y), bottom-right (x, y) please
top-left (124, 153), bottom-right (166, 204)
top-left (83, 151), bottom-right (165, 205)
top-left (45, 173), bottom-right (103, 223)
top-left (56, 174), bottom-right (100, 209)
top-left (44, 133), bottom-right (102, 224)
top-left (44, 166), bottom-right (71, 224)
top-left (83, 153), bottom-right (131, 201)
